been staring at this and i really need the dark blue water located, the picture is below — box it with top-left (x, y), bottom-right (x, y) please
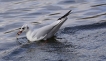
top-left (0, 0), bottom-right (106, 61)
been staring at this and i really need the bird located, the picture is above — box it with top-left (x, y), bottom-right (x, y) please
top-left (17, 10), bottom-right (72, 42)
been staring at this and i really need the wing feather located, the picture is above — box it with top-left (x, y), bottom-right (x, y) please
top-left (32, 20), bottom-right (60, 40)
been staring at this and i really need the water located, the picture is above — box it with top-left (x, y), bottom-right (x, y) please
top-left (0, 0), bottom-right (106, 61)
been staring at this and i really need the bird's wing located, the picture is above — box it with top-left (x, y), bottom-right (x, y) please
top-left (46, 17), bottom-right (68, 38)
top-left (45, 10), bottom-right (72, 38)
top-left (31, 20), bottom-right (60, 40)
top-left (30, 10), bottom-right (72, 41)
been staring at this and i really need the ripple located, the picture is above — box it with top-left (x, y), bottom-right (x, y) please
top-left (0, 0), bottom-right (20, 2)
top-left (58, 0), bottom-right (75, 5)
top-left (80, 12), bottom-right (106, 19)
top-left (0, 0), bottom-right (106, 61)
top-left (92, 3), bottom-right (106, 7)
top-left (42, 5), bottom-right (63, 11)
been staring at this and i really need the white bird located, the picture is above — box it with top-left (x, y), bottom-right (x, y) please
top-left (17, 10), bottom-right (72, 42)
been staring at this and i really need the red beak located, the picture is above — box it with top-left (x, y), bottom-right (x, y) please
top-left (17, 31), bottom-right (22, 35)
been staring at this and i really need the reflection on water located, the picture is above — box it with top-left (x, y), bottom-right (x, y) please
top-left (0, 0), bottom-right (106, 61)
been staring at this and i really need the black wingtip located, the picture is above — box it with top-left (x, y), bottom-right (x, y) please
top-left (58, 10), bottom-right (72, 20)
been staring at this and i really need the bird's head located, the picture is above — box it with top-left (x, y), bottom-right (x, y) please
top-left (17, 24), bottom-right (29, 35)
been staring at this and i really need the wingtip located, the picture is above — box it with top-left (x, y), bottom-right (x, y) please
top-left (69, 10), bottom-right (72, 13)
top-left (58, 10), bottom-right (72, 20)
top-left (67, 10), bottom-right (72, 15)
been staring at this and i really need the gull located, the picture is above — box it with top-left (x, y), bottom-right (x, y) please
top-left (17, 10), bottom-right (72, 42)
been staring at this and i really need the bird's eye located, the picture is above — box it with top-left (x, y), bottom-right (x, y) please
top-left (22, 28), bottom-right (25, 29)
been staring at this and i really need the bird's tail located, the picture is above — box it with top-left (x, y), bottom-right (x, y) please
top-left (58, 10), bottom-right (72, 20)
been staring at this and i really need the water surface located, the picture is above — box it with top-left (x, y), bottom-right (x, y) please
top-left (0, 0), bottom-right (106, 61)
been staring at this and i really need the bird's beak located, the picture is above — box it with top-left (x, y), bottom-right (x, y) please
top-left (17, 31), bottom-right (22, 35)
